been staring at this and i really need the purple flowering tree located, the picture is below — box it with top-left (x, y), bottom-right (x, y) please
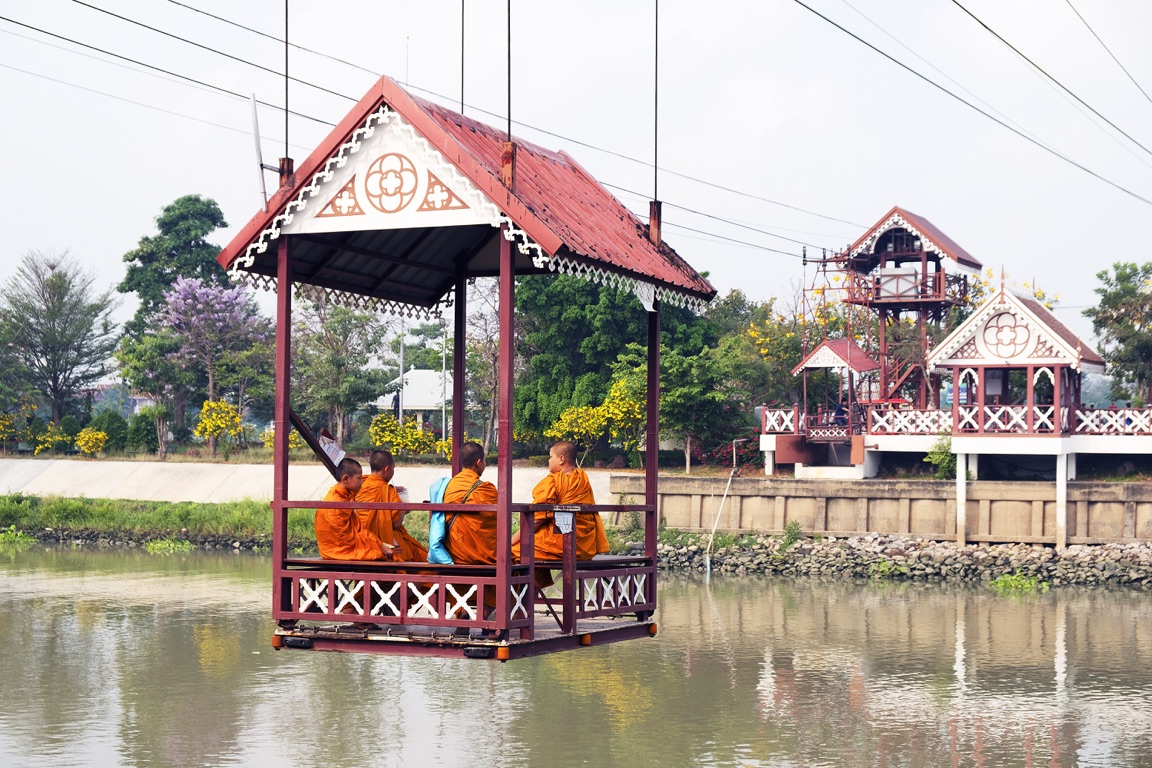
top-left (162, 277), bottom-right (271, 454)
top-left (162, 277), bottom-right (272, 403)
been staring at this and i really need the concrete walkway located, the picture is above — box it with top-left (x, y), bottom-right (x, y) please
top-left (0, 457), bottom-right (620, 505)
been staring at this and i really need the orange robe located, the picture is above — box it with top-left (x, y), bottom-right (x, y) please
top-left (443, 468), bottom-right (498, 565)
top-left (314, 483), bottom-right (384, 561)
top-left (513, 468), bottom-right (609, 561)
top-left (356, 475), bottom-right (428, 562)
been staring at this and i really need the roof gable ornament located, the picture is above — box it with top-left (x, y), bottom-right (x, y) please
top-left (848, 206), bottom-right (981, 273)
top-left (851, 210), bottom-right (942, 260)
top-left (928, 288), bottom-right (1105, 372)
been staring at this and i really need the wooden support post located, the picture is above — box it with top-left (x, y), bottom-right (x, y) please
top-left (452, 270), bottom-right (467, 476)
top-left (496, 227), bottom-right (514, 633)
top-left (645, 304), bottom-right (660, 560)
top-left (272, 237), bottom-right (292, 616)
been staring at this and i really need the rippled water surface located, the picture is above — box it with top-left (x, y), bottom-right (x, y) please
top-left (3, 547), bottom-right (1152, 767)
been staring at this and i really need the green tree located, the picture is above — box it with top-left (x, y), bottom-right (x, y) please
top-left (118, 195), bottom-right (229, 338)
top-left (0, 251), bottom-right (118, 422)
top-left (115, 332), bottom-right (189, 460)
top-left (1084, 262), bottom-right (1152, 404)
top-left (294, 300), bottom-right (390, 444)
top-left (0, 320), bottom-right (32, 414)
top-left (88, 409), bottom-right (129, 452)
top-left (613, 342), bottom-right (747, 473)
top-left (514, 274), bottom-right (713, 435)
top-left (127, 411), bottom-right (160, 454)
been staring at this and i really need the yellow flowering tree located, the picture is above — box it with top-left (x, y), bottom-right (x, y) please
top-left (544, 405), bottom-right (608, 465)
top-left (34, 421), bottom-right (71, 455)
top-left (601, 376), bottom-right (645, 459)
top-left (0, 413), bottom-right (14, 452)
top-left (368, 414), bottom-right (436, 457)
top-left (261, 427), bottom-right (304, 450)
top-left (194, 400), bottom-right (243, 458)
top-left (75, 427), bottom-right (108, 456)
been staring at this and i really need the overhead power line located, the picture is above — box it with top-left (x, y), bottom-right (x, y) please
top-left (0, 60), bottom-right (310, 146)
top-left (950, 0), bottom-right (1152, 161)
top-left (1062, 0), bottom-right (1152, 110)
top-left (2, 21), bottom-right (811, 260)
top-left (0, 15), bottom-right (332, 126)
top-left (162, 0), bottom-right (865, 229)
top-left (69, 0), bottom-right (353, 104)
top-left (787, 0), bottom-right (1152, 208)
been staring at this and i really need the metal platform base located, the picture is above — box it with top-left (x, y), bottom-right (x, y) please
top-left (272, 616), bottom-right (658, 660)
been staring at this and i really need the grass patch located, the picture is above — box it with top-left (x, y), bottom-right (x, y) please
top-left (0, 493), bottom-right (315, 549)
top-left (868, 558), bottom-right (909, 581)
top-left (0, 524), bottom-right (36, 551)
top-left (989, 569), bottom-right (1050, 596)
top-left (779, 520), bottom-right (803, 553)
top-left (144, 538), bottom-right (195, 555)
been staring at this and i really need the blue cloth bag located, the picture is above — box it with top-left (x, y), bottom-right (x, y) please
top-left (426, 476), bottom-right (454, 564)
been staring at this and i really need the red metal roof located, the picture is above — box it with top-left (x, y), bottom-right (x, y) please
top-left (217, 75), bottom-right (715, 306)
top-left (849, 205), bottom-right (982, 271)
top-left (1018, 296), bottom-right (1105, 367)
top-left (792, 337), bottom-right (880, 375)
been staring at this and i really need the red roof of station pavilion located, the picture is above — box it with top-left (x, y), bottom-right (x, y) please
top-left (216, 74), bottom-right (715, 309)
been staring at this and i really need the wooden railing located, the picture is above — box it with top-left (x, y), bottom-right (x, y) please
top-left (760, 407), bottom-right (799, 434)
top-left (766, 404), bottom-right (1152, 437)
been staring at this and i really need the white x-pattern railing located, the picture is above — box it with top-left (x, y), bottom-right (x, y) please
top-left (577, 571), bottom-right (651, 616)
top-left (761, 408), bottom-right (797, 434)
top-left (1075, 407), bottom-right (1152, 435)
top-left (869, 408), bottom-right (953, 435)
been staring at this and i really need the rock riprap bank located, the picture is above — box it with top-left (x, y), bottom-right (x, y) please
top-left (654, 533), bottom-right (1152, 588)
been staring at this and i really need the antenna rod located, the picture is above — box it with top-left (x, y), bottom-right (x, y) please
top-left (250, 94), bottom-right (270, 211)
top-left (654, 0), bottom-right (659, 201)
top-left (506, 0), bottom-right (511, 140)
top-left (456, 0), bottom-right (460, 112)
top-left (283, 0), bottom-right (288, 159)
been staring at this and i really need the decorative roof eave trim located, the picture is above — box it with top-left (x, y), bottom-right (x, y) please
top-left (228, 105), bottom-right (393, 280)
top-left (231, 269), bottom-right (453, 320)
top-left (850, 211), bottom-right (977, 274)
top-left (529, 248), bottom-right (709, 314)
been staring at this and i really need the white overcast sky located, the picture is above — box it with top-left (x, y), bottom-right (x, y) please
top-left (2, 0), bottom-right (1150, 343)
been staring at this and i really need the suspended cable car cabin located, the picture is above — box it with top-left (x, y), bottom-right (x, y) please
top-left (215, 75), bottom-right (716, 660)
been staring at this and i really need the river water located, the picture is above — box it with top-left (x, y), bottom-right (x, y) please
top-left (3, 547), bottom-right (1152, 767)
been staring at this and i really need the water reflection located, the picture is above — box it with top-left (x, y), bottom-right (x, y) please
top-left (2, 549), bottom-right (1152, 766)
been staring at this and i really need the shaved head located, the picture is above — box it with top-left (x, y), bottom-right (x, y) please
top-left (369, 448), bottom-right (395, 473)
top-left (337, 457), bottom-right (362, 479)
top-left (551, 441), bottom-right (576, 464)
top-left (459, 441), bottom-right (485, 469)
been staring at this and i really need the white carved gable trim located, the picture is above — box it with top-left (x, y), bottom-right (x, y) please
top-left (929, 290), bottom-right (1083, 369)
top-left (851, 212), bottom-right (943, 261)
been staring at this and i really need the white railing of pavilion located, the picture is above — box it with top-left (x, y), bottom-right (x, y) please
top-left (1075, 407), bottom-right (1152, 435)
top-left (761, 408), bottom-right (798, 434)
top-left (868, 408), bottom-right (953, 435)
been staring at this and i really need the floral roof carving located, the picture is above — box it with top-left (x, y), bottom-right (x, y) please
top-left (928, 288), bottom-right (1105, 372)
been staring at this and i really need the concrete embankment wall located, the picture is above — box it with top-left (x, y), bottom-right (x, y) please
top-left (0, 458), bottom-right (612, 505)
top-left (610, 475), bottom-right (1152, 545)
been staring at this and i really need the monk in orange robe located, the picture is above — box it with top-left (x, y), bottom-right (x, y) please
top-left (513, 441), bottom-right (609, 587)
top-left (443, 441), bottom-right (499, 564)
top-left (357, 448), bottom-right (428, 562)
top-left (314, 457), bottom-right (391, 561)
